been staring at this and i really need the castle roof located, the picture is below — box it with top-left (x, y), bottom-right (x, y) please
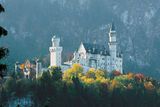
top-left (81, 43), bottom-right (122, 58)
top-left (82, 43), bottom-right (110, 56)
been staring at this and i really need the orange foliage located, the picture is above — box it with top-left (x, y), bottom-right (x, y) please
top-left (20, 64), bottom-right (25, 70)
top-left (127, 73), bottom-right (134, 80)
top-left (144, 82), bottom-right (155, 91)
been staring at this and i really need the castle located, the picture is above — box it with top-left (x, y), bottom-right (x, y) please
top-left (50, 23), bottom-right (123, 73)
top-left (15, 23), bottom-right (123, 78)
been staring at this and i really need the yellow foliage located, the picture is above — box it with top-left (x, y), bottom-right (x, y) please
top-left (96, 77), bottom-right (109, 84)
top-left (109, 80), bottom-right (119, 91)
top-left (89, 68), bottom-right (96, 72)
top-left (86, 69), bottom-right (105, 79)
top-left (86, 68), bottom-right (96, 79)
top-left (127, 73), bottom-right (134, 80)
top-left (95, 69), bottom-right (105, 78)
top-left (83, 77), bottom-right (95, 84)
top-left (62, 64), bottom-right (83, 82)
top-left (63, 69), bottom-right (73, 81)
top-left (81, 69), bottom-right (108, 85)
top-left (80, 76), bottom-right (86, 81)
top-left (72, 63), bottom-right (83, 73)
top-left (80, 75), bottom-right (97, 84)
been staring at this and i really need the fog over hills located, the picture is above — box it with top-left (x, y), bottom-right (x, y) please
top-left (0, 0), bottom-right (160, 79)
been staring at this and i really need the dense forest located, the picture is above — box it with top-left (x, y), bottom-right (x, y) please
top-left (0, 64), bottom-right (160, 107)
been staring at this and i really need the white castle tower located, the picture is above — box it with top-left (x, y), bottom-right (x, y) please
top-left (108, 23), bottom-right (117, 71)
top-left (108, 23), bottom-right (122, 72)
top-left (49, 35), bottom-right (63, 67)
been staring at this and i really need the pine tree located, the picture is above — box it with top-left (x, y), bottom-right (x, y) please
top-left (0, 4), bottom-right (8, 79)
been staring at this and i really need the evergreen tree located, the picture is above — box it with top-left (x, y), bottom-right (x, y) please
top-left (0, 4), bottom-right (8, 79)
top-left (0, 4), bottom-right (8, 107)
top-left (49, 66), bottom-right (62, 81)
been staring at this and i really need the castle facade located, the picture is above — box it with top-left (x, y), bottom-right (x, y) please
top-left (50, 23), bottom-right (123, 73)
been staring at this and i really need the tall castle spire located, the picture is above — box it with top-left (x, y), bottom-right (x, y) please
top-left (108, 22), bottom-right (117, 58)
top-left (110, 22), bottom-right (115, 31)
top-left (108, 22), bottom-right (118, 71)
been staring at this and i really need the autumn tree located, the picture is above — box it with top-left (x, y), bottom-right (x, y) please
top-left (63, 63), bottom-right (83, 83)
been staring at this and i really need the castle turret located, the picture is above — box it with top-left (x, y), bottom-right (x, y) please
top-left (15, 61), bottom-right (20, 73)
top-left (49, 35), bottom-right (63, 67)
top-left (36, 59), bottom-right (42, 78)
top-left (108, 23), bottom-right (117, 71)
top-left (108, 23), bottom-right (117, 57)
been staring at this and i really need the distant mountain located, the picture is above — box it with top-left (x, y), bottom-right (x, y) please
top-left (0, 0), bottom-right (160, 79)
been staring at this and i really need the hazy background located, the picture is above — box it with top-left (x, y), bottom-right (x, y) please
top-left (0, 0), bottom-right (160, 79)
